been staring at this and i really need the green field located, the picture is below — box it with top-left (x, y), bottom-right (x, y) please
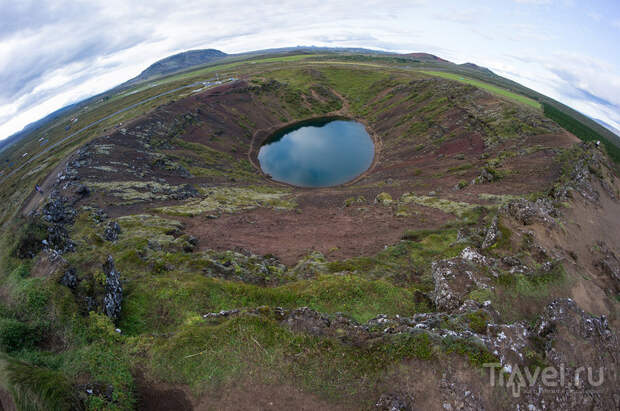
top-left (421, 71), bottom-right (541, 109)
top-left (159, 54), bottom-right (322, 83)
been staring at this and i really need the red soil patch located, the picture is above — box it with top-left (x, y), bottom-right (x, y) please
top-left (183, 200), bottom-right (452, 265)
top-left (438, 132), bottom-right (485, 155)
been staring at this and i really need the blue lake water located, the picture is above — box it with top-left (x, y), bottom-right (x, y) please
top-left (258, 118), bottom-right (374, 187)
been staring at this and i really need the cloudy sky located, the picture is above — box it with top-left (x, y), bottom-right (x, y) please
top-left (1, 0), bottom-right (619, 140)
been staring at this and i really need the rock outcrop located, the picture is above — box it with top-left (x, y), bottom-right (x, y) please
top-left (500, 198), bottom-right (557, 226)
top-left (513, 298), bottom-right (619, 410)
top-left (375, 392), bottom-right (414, 410)
top-left (432, 248), bottom-right (494, 312)
top-left (59, 267), bottom-right (78, 289)
top-left (472, 166), bottom-right (502, 184)
top-left (103, 221), bottom-right (121, 242)
top-left (375, 192), bottom-right (393, 205)
top-left (102, 256), bottom-right (123, 322)
top-left (481, 216), bottom-right (500, 249)
top-left (41, 195), bottom-right (77, 224)
top-left (551, 142), bottom-right (618, 202)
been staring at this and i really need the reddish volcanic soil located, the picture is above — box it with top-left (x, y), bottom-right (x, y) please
top-left (181, 200), bottom-right (454, 265)
top-left (36, 74), bottom-right (581, 266)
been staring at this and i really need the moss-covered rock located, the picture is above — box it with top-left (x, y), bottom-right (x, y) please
top-left (374, 192), bottom-right (393, 205)
top-left (400, 192), bottom-right (479, 218)
top-left (154, 186), bottom-right (296, 216)
top-left (87, 180), bottom-right (198, 204)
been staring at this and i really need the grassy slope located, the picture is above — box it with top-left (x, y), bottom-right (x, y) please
top-left (2, 208), bottom-right (500, 408)
top-left (420, 70), bottom-right (541, 109)
top-left (416, 65), bottom-right (620, 149)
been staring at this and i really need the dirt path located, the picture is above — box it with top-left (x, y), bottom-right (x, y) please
top-left (19, 157), bottom-right (70, 216)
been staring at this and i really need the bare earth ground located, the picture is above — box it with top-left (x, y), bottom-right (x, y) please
top-left (181, 201), bottom-right (452, 265)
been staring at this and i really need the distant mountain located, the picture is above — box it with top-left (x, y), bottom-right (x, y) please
top-left (124, 46), bottom-right (403, 86)
top-left (262, 46), bottom-right (394, 55)
top-left (458, 62), bottom-right (496, 76)
top-left (400, 52), bottom-right (450, 63)
top-left (131, 49), bottom-right (228, 83)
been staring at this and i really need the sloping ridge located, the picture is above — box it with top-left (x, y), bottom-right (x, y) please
top-left (401, 52), bottom-right (450, 62)
top-left (134, 48), bottom-right (227, 82)
top-left (458, 62), bottom-right (496, 76)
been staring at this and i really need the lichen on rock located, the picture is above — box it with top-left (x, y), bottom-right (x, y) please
top-left (374, 192), bottom-right (393, 206)
top-left (154, 186), bottom-right (296, 216)
top-left (102, 256), bottom-right (122, 322)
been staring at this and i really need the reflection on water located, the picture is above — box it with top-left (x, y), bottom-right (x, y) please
top-left (258, 118), bottom-right (374, 187)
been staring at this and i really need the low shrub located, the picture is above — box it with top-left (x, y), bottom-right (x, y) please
top-left (0, 318), bottom-right (40, 352)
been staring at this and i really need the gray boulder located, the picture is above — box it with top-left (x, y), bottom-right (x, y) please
top-left (432, 258), bottom-right (478, 312)
top-left (481, 216), bottom-right (500, 249)
top-left (104, 221), bottom-right (121, 242)
top-left (375, 392), bottom-right (413, 410)
top-left (432, 248), bottom-right (495, 312)
top-left (59, 267), bottom-right (78, 289)
top-left (501, 198), bottom-right (557, 226)
top-left (103, 256), bottom-right (123, 322)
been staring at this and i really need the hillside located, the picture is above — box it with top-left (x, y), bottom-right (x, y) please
top-left (126, 46), bottom-right (399, 86)
top-left (400, 52), bottom-right (450, 63)
top-left (458, 62), bottom-right (496, 76)
top-left (131, 49), bottom-right (227, 83)
top-left (0, 52), bottom-right (618, 411)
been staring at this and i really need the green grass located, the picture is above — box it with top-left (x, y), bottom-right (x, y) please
top-left (120, 274), bottom-right (425, 335)
top-left (63, 212), bottom-right (441, 337)
top-left (543, 102), bottom-right (620, 163)
top-left (492, 264), bottom-right (569, 322)
top-left (441, 336), bottom-right (497, 367)
top-left (0, 319), bottom-right (41, 352)
top-left (149, 313), bottom-right (491, 401)
top-left (328, 227), bottom-right (469, 288)
top-left (463, 310), bottom-right (490, 334)
top-left (2, 355), bottom-right (81, 411)
top-left (399, 192), bottom-right (481, 219)
top-left (154, 186), bottom-right (296, 217)
top-left (159, 54), bottom-right (322, 84)
top-left (421, 71), bottom-right (541, 109)
top-left (319, 67), bottom-right (398, 114)
top-left (149, 314), bottom-right (427, 399)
